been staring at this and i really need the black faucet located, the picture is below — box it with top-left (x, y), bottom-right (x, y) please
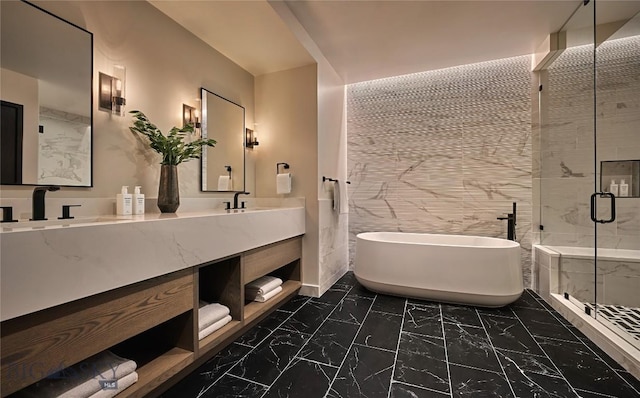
top-left (31, 186), bottom-right (60, 221)
top-left (232, 191), bottom-right (250, 209)
top-left (497, 202), bottom-right (517, 241)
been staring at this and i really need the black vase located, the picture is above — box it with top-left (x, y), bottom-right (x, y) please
top-left (158, 164), bottom-right (179, 213)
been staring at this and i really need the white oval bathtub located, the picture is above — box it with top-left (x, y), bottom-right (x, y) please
top-left (354, 232), bottom-right (523, 307)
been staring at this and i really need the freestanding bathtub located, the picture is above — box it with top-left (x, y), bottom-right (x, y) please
top-left (354, 232), bottom-right (523, 307)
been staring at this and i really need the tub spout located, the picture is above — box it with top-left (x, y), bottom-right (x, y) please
top-left (497, 202), bottom-right (517, 241)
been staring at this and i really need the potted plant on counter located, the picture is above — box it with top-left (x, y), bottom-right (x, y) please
top-left (129, 110), bottom-right (216, 213)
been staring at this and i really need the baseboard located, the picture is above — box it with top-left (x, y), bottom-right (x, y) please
top-left (299, 284), bottom-right (320, 297)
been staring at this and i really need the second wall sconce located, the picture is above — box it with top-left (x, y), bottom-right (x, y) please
top-left (98, 65), bottom-right (126, 116)
top-left (182, 104), bottom-right (201, 129)
top-left (245, 128), bottom-right (259, 148)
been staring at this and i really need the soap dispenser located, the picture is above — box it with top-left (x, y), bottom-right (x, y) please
top-left (133, 186), bottom-right (145, 215)
top-left (619, 179), bottom-right (629, 197)
top-left (116, 186), bottom-right (133, 215)
top-left (610, 180), bottom-right (619, 196)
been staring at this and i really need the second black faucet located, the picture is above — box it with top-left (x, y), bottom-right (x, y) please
top-left (225, 191), bottom-right (250, 210)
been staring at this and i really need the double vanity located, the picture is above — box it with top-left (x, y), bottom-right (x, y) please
top-left (0, 205), bottom-right (306, 397)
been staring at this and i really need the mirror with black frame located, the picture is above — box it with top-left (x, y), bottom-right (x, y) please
top-left (200, 88), bottom-right (245, 192)
top-left (0, 0), bottom-right (93, 187)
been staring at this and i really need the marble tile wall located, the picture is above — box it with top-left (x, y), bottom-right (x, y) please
top-left (539, 36), bottom-right (640, 250)
top-left (347, 56), bottom-right (533, 285)
top-left (318, 199), bottom-right (349, 293)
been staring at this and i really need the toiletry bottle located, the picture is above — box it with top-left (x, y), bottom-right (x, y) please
top-left (619, 179), bottom-right (629, 197)
top-left (116, 186), bottom-right (133, 215)
top-left (610, 180), bottom-right (619, 196)
top-left (133, 186), bottom-right (145, 215)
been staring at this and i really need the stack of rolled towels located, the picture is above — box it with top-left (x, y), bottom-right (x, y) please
top-left (198, 301), bottom-right (232, 340)
top-left (15, 350), bottom-right (137, 398)
top-left (245, 276), bottom-right (283, 302)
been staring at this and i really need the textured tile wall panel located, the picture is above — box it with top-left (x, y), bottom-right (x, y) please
top-left (347, 55), bottom-right (533, 286)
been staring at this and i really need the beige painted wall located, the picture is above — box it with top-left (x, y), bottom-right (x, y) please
top-left (255, 64), bottom-right (319, 287)
top-left (0, 1), bottom-right (255, 199)
top-left (1, 68), bottom-right (39, 183)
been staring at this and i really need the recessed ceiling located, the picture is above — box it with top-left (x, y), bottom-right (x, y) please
top-left (151, 1), bottom-right (639, 85)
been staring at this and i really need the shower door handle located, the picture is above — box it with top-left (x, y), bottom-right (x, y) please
top-left (590, 192), bottom-right (616, 223)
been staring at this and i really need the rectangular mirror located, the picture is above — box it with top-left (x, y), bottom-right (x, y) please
top-left (201, 88), bottom-right (245, 192)
top-left (0, 0), bottom-right (93, 187)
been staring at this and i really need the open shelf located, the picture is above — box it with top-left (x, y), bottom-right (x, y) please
top-left (109, 311), bottom-right (194, 398)
top-left (198, 320), bottom-right (243, 352)
top-left (244, 280), bottom-right (302, 323)
top-left (118, 347), bottom-right (193, 398)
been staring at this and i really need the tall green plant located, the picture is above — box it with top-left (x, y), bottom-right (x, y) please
top-left (129, 110), bottom-right (216, 166)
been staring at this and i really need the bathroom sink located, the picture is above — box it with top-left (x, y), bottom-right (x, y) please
top-left (0, 216), bottom-right (129, 231)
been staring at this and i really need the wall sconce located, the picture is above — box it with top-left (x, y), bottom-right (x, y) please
top-left (98, 65), bottom-right (126, 116)
top-left (245, 128), bottom-right (259, 148)
top-left (183, 104), bottom-right (201, 137)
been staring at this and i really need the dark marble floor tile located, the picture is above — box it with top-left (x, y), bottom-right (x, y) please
top-left (441, 304), bottom-right (483, 327)
top-left (507, 371), bottom-right (579, 398)
top-left (481, 314), bottom-right (545, 355)
top-left (407, 298), bottom-right (440, 308)
top-left (403, 302), bottom-right (442, 338)
top-left (355, 310), bottom-right (403, 351)
top-left (228, 328), bottom-right (309, 386)
top-left (449, 364), bottom-right (513, 398)
top-left (335, 271), bottom-right (357, 286)
top-left (444, 322), bottom-right (502, 373)
top-left (311, 287), bottom-right (350, 306)
top-left (299, 319), bottom-right (360, 367)
top-left (496, 348), bottom-right (560, 378)
top-left (477, 305), bottom-right (516, 318)
top-left (618, 371), bottom-right (640, 393)
top-left (329, 294), bottom-right (373, 325)
top-left (263, 358), bottom-right (337, 398)
top-left (390, 382), bottom-right (449, 397)
top-left (497, 349), bottom-right (579, 397)
top-left (371, 294), bottom-right (407, 314)
top-left (160, 342), bottom-right (253, 397)
top-left (348, 281), bottom-right (377, 298)
top-left (199, 374), bottom-right (267, 398)
top-left (328, 345), bottom-right (394, 398)
top-left (279, 294), bottom-right (311, 313)
top-left (511, 290), bottom-right (546, 309)
top-left (537, 336), bottom-right (639, 397)
top-left (281, 300), bottom-right (335, 334)
top-left (235, 310), bottom-right (291, 347)
top-left (576, 335), bottom-right (627, 372)
top-left (574, 389), bottom-right (620, 398)
top-left (394, 332), bottom-right (449, 394)
top-left (513, 307), bottom-right (578, 341)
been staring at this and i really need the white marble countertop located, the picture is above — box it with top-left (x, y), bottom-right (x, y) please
top-left (0, 206), bottom-right (305, 321)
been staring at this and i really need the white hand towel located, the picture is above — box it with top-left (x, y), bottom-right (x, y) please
top-left (246, 276), bottom-right (283, 295)
top-left (198, 314), bottom-right (233, 340)
top-left (87, 371), bottom-right (138, 398)
top-left (254, 286), bottom-right (283, 303)
top-left (198, 303), bottom-right (230, 332)
top-left (276, 173), bottom-right (291, 194)
top-left (332, 180), bottom-right (349, 214)
top-left (218, 175), bottom-right (231, 191)
top-left (15, 351), bottom-right (137, 398)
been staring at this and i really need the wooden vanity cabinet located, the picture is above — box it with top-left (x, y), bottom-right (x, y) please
top-left (0, 235), bottom-right (302, 398)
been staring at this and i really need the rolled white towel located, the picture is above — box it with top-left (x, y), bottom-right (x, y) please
top-left (87, 371), bottom-right (138, 398)
top-left (253, 285), bottom-right (283, 303)
top-left (245, 276), bottom-right (283, 296)
top-left (198, 303), bottom-right (230, 332)
top-left (15, 351), bottom-right (137, 398)
top-left (198, 314), bottom-right (233, 340)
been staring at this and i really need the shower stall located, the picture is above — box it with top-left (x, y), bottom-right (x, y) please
top-left (534, 0), bottom-right (640, 371)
